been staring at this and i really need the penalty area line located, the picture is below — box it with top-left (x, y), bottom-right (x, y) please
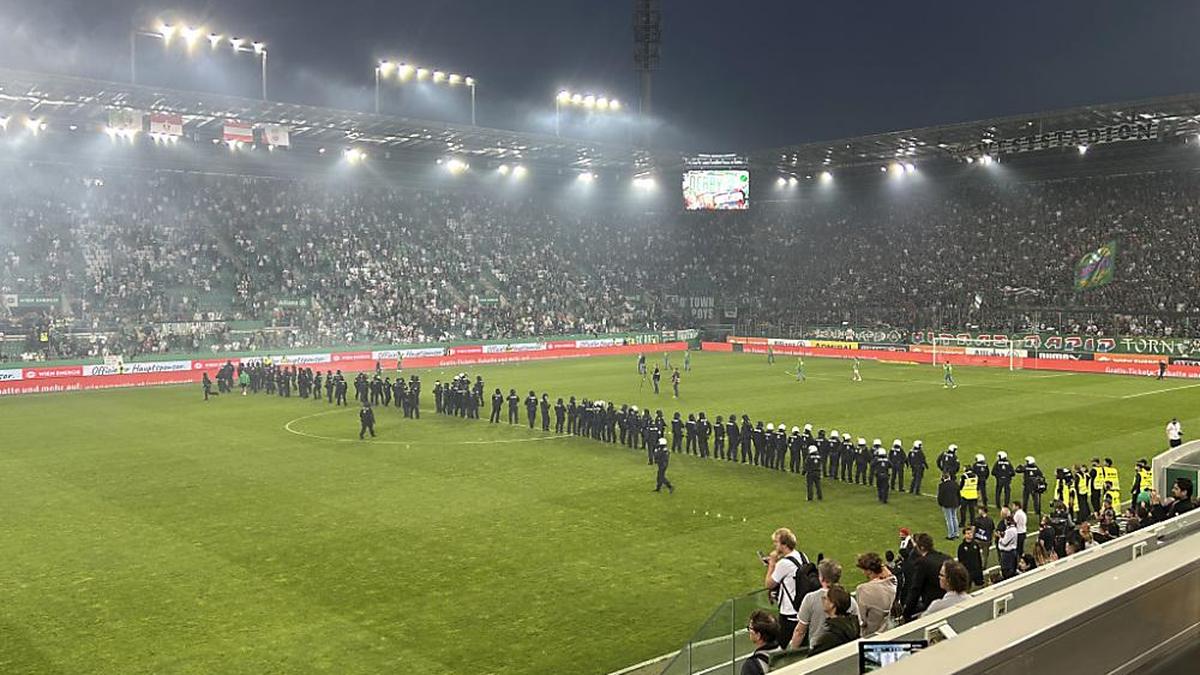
top-left (1121, 381), bottom-right (1200, 399)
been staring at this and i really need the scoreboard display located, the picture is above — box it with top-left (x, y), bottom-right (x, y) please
top-left (682, 170), bottom-right (749, 210)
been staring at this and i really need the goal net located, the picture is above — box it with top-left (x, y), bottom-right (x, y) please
top-left (930, 336), bottom-right (1026, 371)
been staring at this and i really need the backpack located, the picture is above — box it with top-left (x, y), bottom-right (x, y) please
top-left (778, 553), bottom-right (818, 612)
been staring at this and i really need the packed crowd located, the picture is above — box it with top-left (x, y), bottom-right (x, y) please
top-left (4, 159), bottom-right (1200, 361)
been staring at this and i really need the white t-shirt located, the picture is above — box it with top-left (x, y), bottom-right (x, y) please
top-left (1167, 421), bottom-right (1182, 441)
top-left (797, 588), bottom-right (859, 645)
top-left (771, 553), bottom-right (807, 616)
top-left (1012, 508), bottom-right (1028, 534)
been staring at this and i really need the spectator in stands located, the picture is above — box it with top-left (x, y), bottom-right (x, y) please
top-left (921, 560), bottom-right (971, 616)
top-left (1076, 521), bottom-right (1097, 550)
top-left (972, 506), bottom-right (995, 569)
top-left (790, 559), bottom-right (859, 650)
top-left (854, 552), bottom-right (897, 637)
top-left (997, 515), bottom-right (1019, 579)
top-left (1010, 502), bottom-right (1028, 553)
top-left (937, 473), bottom-right (960, 540)
top-left (808, 585), bottom-right (860, 656)
top-left (1017, 553), bottom-right (1038, 574)
top-left (1166, 478), bottom-right (1195, 518)
top-left (901, 533), bottom-right (950, 620)
top-left (742, 610), bottom-right (781, 675)
top-left (764, 527), bottom-right (812, 648)
top-left (957, 525), bottom-right (984, 589)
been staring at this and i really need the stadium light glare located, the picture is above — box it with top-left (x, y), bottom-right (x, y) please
top-left (583, 95), bottom-right (596, 108)
top-left (596, 97), bottom-right (609, 110)
top-left (788, 176), bottom-right (799, 185)
top-left (633, 174), bottom-right (656, 190)
top-left (229, 37), bottom-right (244, 50)
top-left (610, 99), bottom-right (620, 111)
top-left (557, 90), bottom-right (572, 104)
top-left (158, 23), bottom-right (176, 43)
top-left (207, 33), bottom-right (223, 48)
top-left (577, 171), bottom-right (595, 183)
top-left (24, 117), bottom-right (43, 135)
top-left (981, 154), bottom-right (994, 166)
top-left (252, 41), bottom-right (265, 55)
top-left (0, 116), bottom-right (9, 130)
top-left (498, 164), bottom-right (510, 175)
top-left (398, 63), bottom-right (414, 80)
top-left (448, 73), bottom-right (462, 85)
top-left (445, 158), bottom-right (469, 174)
top-left (343, 148), bottom-right (366, 163)
top-left (903, 163), bottom-right (916, 174)
top-left (378, 60), bottom-right (394, 76)
top-left (570, 93), bottom-right (583, 105)
top-left (181, 26), bottom-right (203, 47)
top-left (776, 177), bottom-right (787, 187)
top-left (965, 156), bottom-right (975, 164)
top-left (1077, 144), bottom-right (1088, 155)
top-left (512, 165), bottom-right (527, 178)
top-left (464, 77), bottom-right (475, 87)
top-left (416, 67), bottom-right (429, 80)
top-left (819, 171), bottom-right (833, 183)
top-left (433, 71), bottom-right (445, 83)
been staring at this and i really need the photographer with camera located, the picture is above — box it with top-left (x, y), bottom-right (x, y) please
top-left (763, 528), bottom-right (814, 649)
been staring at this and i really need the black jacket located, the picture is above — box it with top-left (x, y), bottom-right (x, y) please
top-left (903, 550), bottom-right (949, 619)
top-left (809, 615), bottom-right (860, 655)
top-left (937, 478), bottom-right (960, 508)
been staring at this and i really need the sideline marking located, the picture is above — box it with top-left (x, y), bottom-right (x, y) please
top-left (1121, 381), bottom-right (1200, 399)
top-left (283, 409), bottom-right (572, 445)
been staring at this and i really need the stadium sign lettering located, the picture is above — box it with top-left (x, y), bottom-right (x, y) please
top-left (0, 368), bottom-right (23, 381)
top-left (963, 121), bottom-right (1159, 157)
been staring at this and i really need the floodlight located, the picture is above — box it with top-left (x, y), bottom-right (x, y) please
top-left (207, 33), bottom-right (223, 48)
top-left (596, 97), bottom-right (609, 110)
top-left (1077, 145), bottom-right (1088, 155)
top-left (448, 74), bottom-right (462, 85)
top-left (609, 99), bottom-right (620, 111)
top-left (0, 116), bottom-right (9, 130)
top-left (583, 95), bottom-right (596, 108)
top-left (819, 171), bottom-right (833, 182)
top-left (512, 165), bottom-right (527, 178)
top-left (379, 60), bottom-right (394, 76)
top-left (880, 166), bottom-right (888, 173)
top-left (498, 164), bottom-right (510, 175)
top-left (433, 71), bottom-right (445, 83)
top-left (252, 41), bottom-right (265, 54)
top-left (788, 176), bottom-right (799, 185)
top-left (416, 68), bottom-right (429, 80)
top-left (181, 26), bottom-right (203, 47)
top-left (965, 156), bottom-right (975, 164)
top-left (557, 90), bottom-right (572, 104)
top-left (571, 93), bottom-right (583, 105)
top-left (464, 77), bottom-right (475, 87)
top-left (229, 37), bottom-right (244, 50)
top-left (24, 117), bottom-right (42, 134)
top-left (981, 154), bottom-right (994, 165)
top-left (903, 163), bottom-right (915, 174)
top-left (397, 63), bottom-right (414, 80)
top-left (445, 158), bottom-right (468, 174)
top-left (159, 23), bottom-right (177, 42)
top-left (577, 171), bottom-right (594, 182)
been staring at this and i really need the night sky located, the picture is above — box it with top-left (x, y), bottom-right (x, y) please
top-left (3, 0), bottom-right (1200, 150)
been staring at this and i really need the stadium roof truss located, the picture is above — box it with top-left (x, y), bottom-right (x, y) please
top-left (752, 92), bottom-right (1200, 174)
top-left (0, 67), bottom-right (667, 174)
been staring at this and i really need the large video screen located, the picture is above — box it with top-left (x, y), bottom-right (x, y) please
top-left (682, 170), bottom-right (749, 210)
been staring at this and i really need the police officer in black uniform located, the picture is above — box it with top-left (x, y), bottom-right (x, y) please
top-left (524, 391), bottom-right (538, 429)
top-left (971, 454), bottom-right (991, 508)
top-left (804, 445), bottom-right (824, 501)
top-left (359, 403), bottom-right (376, 439)
top-left (908, 440), bottom-right (928, 494)
top-left (872, 443), bottom-right (892, 503)
top-left (937, 444), bottom-right (961, 480)
top-left (889, 440), bottom-right (906, 491)
top-left (506, 388), bottom-right (520, 424)
top-left (653, 438), bottom-right (674, 493)
top-left (713, 415), bottom-right (726, 459)
top-left (540, 394), bottom-right (551, 431)
top-left (555, 398), bottom-right (567, 433)
top-left (992, 451), bottom-right (1015, 507)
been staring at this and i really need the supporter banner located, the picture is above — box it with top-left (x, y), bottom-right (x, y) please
top-left (664, 295), bottom-right (716, 321)
top-left (661, 329), bottom-right (700, 341)
top-left (263, 124), bottom-right (290, 147)
top-left (910, 331), bottom-right (1121, 354)
top-left (149, 113), bottom-right (183, 136)
top-left (275, 298), bottom-right (310, 308)
top-left (223, 120), bottom-right (254, 144)
top-left (3, 294), bottom-right (58, 308)
top-left (477, 297), bottom-right (500, 306)
top-left (0, 368), bottom-right (23, 382)
top-left (810, 326), bottom-right (907, 345)
top-left (966, 347), bottom-right (1029, 358)
top-left (1075, 240), bottom-right (1117, 291)
top-left (107, 109), bottom-right (143, 131)
top-left (84, 360), bottom-right (191, 376)
top-left (961, 120), bottom-right (1159, 157)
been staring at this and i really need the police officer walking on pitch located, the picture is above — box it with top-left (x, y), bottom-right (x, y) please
top-left (993, 451), bottom-right (1015, 507)
top-left (359, 403), bottom-right (376, 439)
top-left (908, 441), bottom-right (927, 494)
top-left (804, 445), bottom-right (824, 501)
top-left (654, 437), bottom-right (674, 493)
top-left (872, 441), bottom-right (892, 503)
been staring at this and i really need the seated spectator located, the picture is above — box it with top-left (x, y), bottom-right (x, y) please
top-left (921, 560), bottom-right (971, 616)
top-left (901, 533), bottom-right (950, 620)
top-left (854, 552), bottom-right (897, 637)
top-left (808, 585), bottom-right (860, 656)
top-left (741, 610), bottom-right (781, 675)
top-left (1017, 553), bottom-right (1038, 573)
top-left (791, 559), bottom-right (859, 650)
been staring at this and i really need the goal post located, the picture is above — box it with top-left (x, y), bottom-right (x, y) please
top-left (930, 336), bottom-right (1025, 371)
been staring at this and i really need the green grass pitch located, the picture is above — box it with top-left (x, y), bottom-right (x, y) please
top-left (1, 352), bottom-right (1196, 674)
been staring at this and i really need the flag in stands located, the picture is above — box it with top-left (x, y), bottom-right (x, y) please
top-left (223, 120), bottom-right (254, 144)
top-left (263, 124), bottom-right (290, 147)
top-left (1074, 240), bottom-right (1117, 291)
top-left (148, 113), bottom-right (183, 136)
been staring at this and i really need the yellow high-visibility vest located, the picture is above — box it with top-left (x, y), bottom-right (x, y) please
top-left (960, 475), bottom-right (979, 500)
top-left (1137, 468), bottom-right (1153, 493)
top-left (1107, 468), bottom-right (1122, 505)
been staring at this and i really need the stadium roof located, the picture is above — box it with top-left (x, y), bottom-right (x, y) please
top-left (0, 67), bottom-right (668, 173)
top-left (752, 92), bottom-right (1200, 175)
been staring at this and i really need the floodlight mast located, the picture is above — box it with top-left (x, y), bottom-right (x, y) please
top-left (632, 0), bottom-right (661, 119)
